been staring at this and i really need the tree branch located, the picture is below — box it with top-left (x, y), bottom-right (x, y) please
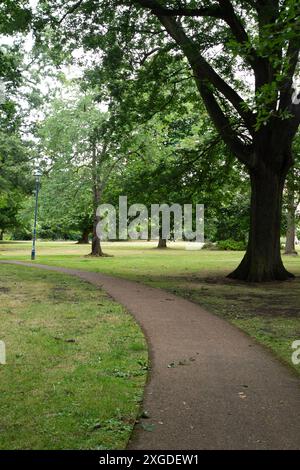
top-left (218, 0), bottom-right (249, 44)
top-left (139, 47), bottom-right (161, 66)
top-left (134, 0), bottom-right (222, 18)
top-left (58, 0), bottom-right (84, 24)
top-left (136, 0), bottom-right (260, 70)
top-left (152, 13), bottom-right (255, 132)
top-left (198, 81), bottom-right (253, 167)
top-left (279, 42), bottom-right (300, 110)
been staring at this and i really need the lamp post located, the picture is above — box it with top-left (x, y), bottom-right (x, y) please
top-left (31, 168), bottom-right (42, 261)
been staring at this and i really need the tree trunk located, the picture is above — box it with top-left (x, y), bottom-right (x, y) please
top-left (228, 166), bottom-right (294, 282)
top-left (77, 228), bottom-right (90, 244)
top-left (157, 214), bottom-right (167, 248)
top-left (285, 173), bottom-right (298, 255)
top-left (0, 230), bottom-right (3, 241)
top-left (157, 236), bottom-right (167, 249)
top-left (285, 211), bottom-right (297, 255)
top-left (90, 140), bottom-right (105, 257)
top-left (91, 226), bottom-right (103, 256)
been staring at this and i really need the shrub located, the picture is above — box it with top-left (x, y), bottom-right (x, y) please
top-left (216, 239), bottom-right (246, 251)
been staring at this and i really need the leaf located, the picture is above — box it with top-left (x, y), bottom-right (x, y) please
top-left (141, 423), bottom-right (155, 432)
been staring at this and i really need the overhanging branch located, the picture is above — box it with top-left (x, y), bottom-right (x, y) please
top-left (134, 0), bottom-right (222, 18)
top-left (58, 0), bottom-right (84, 24)
top-left (153, 14), bottom-right (255, 133)
top-left (198, 82), bottom-right (253, 167)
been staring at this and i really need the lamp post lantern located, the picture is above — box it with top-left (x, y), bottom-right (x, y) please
top-left (31, 168), bottom-right (42, 261)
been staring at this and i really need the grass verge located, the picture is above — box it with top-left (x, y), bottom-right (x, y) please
top-left (0, 263), bottom-right (147, 450)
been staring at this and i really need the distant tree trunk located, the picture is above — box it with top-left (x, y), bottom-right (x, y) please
top-left (229, 160), bottom-right (294, 282)
top-left (285, 172), bottom-right (298, 255)
top-left (157, 214), bottom-right (167, 248)
top-left (90, 141), bottom-right (104, 257)
top-left (0, 230), bottom-right (3, 241)
top-left (147, 219), bottom-right (152, 241)
top-left (77, 228), bottom-right (90, 244)
top-left (157, 236), bottom-right (167, 249)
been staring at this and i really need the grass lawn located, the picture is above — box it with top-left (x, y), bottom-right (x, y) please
top-left (0, 263), bottom-right (147, 450)
top-left (1, 240), bottom-right (300, 379)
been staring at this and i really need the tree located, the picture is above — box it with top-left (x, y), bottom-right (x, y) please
top-left (0, 1), bottom-right (35, 242)
top-left (37, 166), bottom-right (93, 243)
top-left (38, 88), bottom-right (125, 255)
top-left (37, 0), bottom-right (300, 281)
top-left (0, 131), bottom-right (31, 241)
top-left (107, 96), bottom-right (247, 247)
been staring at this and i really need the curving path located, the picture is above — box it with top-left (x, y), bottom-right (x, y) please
top-left (1, 261), bottom-right (300, 449)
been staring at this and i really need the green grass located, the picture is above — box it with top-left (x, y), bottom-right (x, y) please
top-left (0, 263), bottom-right (147, 450)
top-left (1, 240), bottom-right (300, 378)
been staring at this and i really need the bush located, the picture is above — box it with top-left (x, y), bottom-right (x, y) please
top-left (216, 239), bottom-right (246, 251)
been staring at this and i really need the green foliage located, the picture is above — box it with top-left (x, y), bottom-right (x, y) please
top-left (0, 1), bottom-right (32, 35)
top-left (216, 239), bottom-right (247, 251)
top-left (0, 131), bottom-right (32, 237)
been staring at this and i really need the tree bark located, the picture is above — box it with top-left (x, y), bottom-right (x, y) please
top-left (90, 140), bottom-right (104, 257)
top-left (228, 164), bottom-right (294, 282)
top-left (285, 173), bottom-right (298, 255)
top-left (91, 226), bottom-right (103, 256)
top-left (157, 236), bottom-right (167, 249)
top-left (157, 213), bottom-right (167, 248)
top-left (77, 228), bottom-right (90, 244)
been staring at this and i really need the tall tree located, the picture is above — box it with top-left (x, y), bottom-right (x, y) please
top-left (0, 16), bottom-right (32, 241)
top-left (38, 88), bottom-right (125, 256)
top-left (37, 0), bottom-right (300, 281)
top-left (37, 165), bottom-right (93, 243)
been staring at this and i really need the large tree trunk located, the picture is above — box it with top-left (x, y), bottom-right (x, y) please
top-left (285, 172), bottom-right (298, 255)
top-left (228, 165), bottom-right (294, 282)
top-left (77, 228), bottom-right (90, 244)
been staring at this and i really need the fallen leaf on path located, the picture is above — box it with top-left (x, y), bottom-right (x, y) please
top-left (141, 423), bottom-right (156, 432)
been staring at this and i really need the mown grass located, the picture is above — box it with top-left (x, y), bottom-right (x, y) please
top-left (1, 240), bottom-right (300, 377)
top-left (0, 263), bottom-right (147, 450)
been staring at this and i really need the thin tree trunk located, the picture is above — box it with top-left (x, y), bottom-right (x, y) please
top-left (91, 225), bottom-right (103, 256)
top-left (157, 236), bottom-right (167, 249)
top-left (285, 172), bottom-right (298, 255)
top-left (0, 230), bottom-right (3, 241)
top-left (157, 214), bottom-right (167, 248)
top-left (285, 210), bottom-right (297, 255)
top-left (90, 141), bottom-right (104, 257)
top-left (228, 166), bottom-right (294, 282)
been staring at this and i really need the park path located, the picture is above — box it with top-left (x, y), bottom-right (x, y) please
top-left (1, 260), bottom-right (300, 449)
